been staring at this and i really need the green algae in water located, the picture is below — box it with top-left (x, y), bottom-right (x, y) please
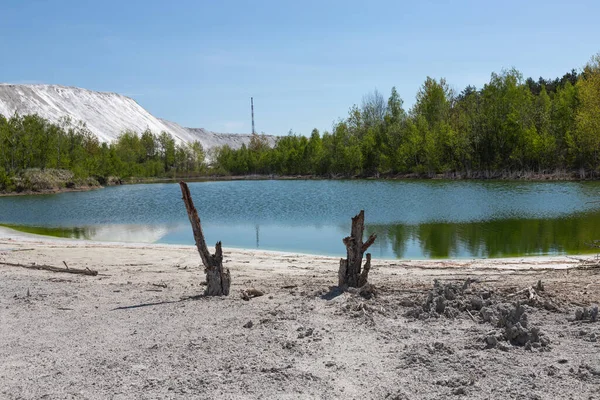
top-left (0, 224), bottom-right (94, 240)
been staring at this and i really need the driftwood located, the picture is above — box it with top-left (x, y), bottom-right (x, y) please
top-left (0, 261), bottom-right (98, 276)
top-left (179, 181), bottom-right (231, 296)
top-left (240, 288), bottom-right (265, 301)
top-left (507, 286), bottom-right (539, 300)
top-left (338, 210), bottom-right (377, 288)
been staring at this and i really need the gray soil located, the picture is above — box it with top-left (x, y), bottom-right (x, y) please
top-left (1, 237), bottom-right (600, 399)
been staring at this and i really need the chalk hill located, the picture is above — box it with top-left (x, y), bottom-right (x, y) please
top-left (0, 84), bottom-right (274, 150)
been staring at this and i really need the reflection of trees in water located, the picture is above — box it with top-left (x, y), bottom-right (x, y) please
top-left (66, 226), bottom-right (96, 240)
top-left (15, 213), bottom-right (600, 258)
top-left (364, 226), bottom-right (390, 258)
top-left (1, 224), bottom-right (97, 240)
top-left (7, 224), bottom-right (178, 243)
top-left (366, 225), bottom-right (410, 259)
top-left (368, 212), bottom-right (600, 258)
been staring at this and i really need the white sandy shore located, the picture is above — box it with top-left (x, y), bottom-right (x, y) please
top-left (1, 227), bottom-right (599, 399)
top-left (0, 226), bottom-right (588, 270)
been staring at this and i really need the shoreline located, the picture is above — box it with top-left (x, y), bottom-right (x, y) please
top-left (0, 225), bottom-right (595, 267)
top-left (0, 184), bottom-right (103, 197)
top-left (126, 170), bottom-right (597, 185)
top-left (1, 170), bottom-right (598, 197)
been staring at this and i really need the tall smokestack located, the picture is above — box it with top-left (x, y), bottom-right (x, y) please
top-left (251, 97), bottom-right (255, 135)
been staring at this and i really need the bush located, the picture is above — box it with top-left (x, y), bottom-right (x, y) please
top-left (17, 168), bottom-right (74, 191)
top-left (9, 168), bottom-right (100, 192)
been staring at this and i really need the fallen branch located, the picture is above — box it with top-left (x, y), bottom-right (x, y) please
top-left (566, 256), bottom-right (596, 263)
top-left (240, 288), bottom-right (265, 301)
top-left (506, 286), bottom-right (542, 302)
top-left (0, 248), bottom-right (35, 252)
top-left (466, 309), bottom-right (477, 322)
top-left (507, 287), bottom-right (533, 298)
top-left (572, 263), bottom-right (600, 270)
top-left (0, 261), bottom-right (98, 276)
top-left (281, 284), bottom-right (298, 289)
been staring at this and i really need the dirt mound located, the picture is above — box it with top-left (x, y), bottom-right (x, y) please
top-left (406, 280), bottom-right (550, 349)
top-left (481, 302), bottom-right (550, 349)
top-left (405, 279), bottom-right (490, 319)
top-left (575, 305), bottom-right (598, 322)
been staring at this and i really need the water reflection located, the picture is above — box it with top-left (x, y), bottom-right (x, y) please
top-left (162, 212), bottom-right (600, 259)
top-left (2, 224), bottom-right (173, 244)
top-left (2, 180), bottom-right (600, 258)
top-left (4, 213), bottom-right (600, 259)
top-left (366, 213), bottom-right (600, 258)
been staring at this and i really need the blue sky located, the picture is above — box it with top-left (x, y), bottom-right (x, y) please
top-left (1, 0), bottom-right (599, 136)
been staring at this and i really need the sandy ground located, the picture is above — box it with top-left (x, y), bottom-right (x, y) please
top-left (1, 228), bottom-right (599, 400)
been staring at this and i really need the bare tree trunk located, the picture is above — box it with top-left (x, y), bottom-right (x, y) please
top-left (338, 210), bottom-right (376, 288)
top-left (179, 181), bottom-right (230, 296)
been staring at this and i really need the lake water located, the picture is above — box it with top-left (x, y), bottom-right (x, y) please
top-left (1, 180), bottom-right (600, 259)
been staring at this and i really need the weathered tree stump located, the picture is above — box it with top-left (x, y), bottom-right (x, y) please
top-left (338, 210), bottom-right (377, 288)
top-left (179, 181), bottom-right (231, 296)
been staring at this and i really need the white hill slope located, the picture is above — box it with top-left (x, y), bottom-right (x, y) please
top-left (0, 84), bottom-right (275, 150)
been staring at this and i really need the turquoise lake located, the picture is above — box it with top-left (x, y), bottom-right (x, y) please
top-left (1, 180), bottom-right (600, 259)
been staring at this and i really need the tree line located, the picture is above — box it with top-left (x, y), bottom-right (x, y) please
top-left (2, 53), bottom-right (600, 191)
top-left (214, 54), bottom-right (600, 177)
top-left (0, 114), bottom-right (205, 190)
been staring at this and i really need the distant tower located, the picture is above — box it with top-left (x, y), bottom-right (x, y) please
top-left (251, 97), bottom-right (255, 135)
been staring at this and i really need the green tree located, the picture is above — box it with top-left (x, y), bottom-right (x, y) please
top-left (157, 131), bottom-right (176, 173)
top-left (573, 54), bottom-right (600, 170)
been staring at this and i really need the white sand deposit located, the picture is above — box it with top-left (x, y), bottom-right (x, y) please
top-left (1, 227), bottom-right (599, 399)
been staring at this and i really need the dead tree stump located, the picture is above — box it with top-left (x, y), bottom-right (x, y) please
top-left (338, 210), bottom-right (377, 288)
top-left (179, 181), bottom-right (231, 296)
